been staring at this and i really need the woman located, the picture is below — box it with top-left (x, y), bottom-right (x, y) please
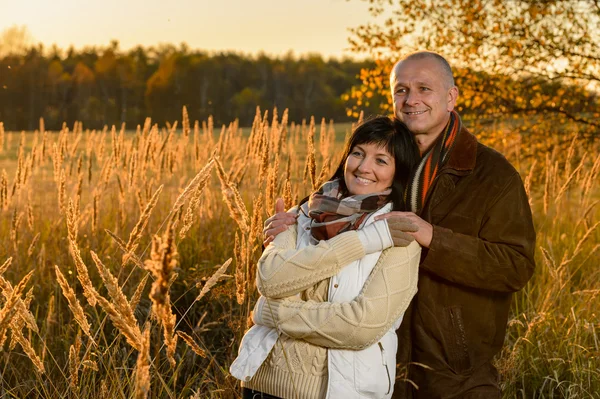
top-left (230, 116), bottom-right (421, 399)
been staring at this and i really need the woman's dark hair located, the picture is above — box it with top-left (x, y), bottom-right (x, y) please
top-left (301, 116), bottom-right (419, 211)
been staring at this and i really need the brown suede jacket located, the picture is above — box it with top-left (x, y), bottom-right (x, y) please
top-left (393, 127), bottom-right (536, 399)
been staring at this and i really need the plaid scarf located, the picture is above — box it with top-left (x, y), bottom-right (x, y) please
top-left (307, 178), bottom-right (391, 241)
top-left (406, 110), bottom-right (462, 214)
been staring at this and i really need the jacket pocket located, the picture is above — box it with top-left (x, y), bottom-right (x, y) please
top-left (445, 306), bottom-right (472, 374)
top-left (354, 340), bottom-right (392, 397)
top-left (378, 342), bottom-right (392, 395)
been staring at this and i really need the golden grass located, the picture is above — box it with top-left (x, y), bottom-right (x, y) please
top-left (0, 109), bottom-right (597, 397)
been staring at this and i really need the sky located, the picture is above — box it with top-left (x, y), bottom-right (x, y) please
top-left (0, 0), bottom-right (373, 58)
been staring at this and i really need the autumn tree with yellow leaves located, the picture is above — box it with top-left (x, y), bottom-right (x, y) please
top-left (345, 0), bottom-right (599, 150)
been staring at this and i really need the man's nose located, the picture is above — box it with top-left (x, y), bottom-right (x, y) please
top-left (405, 90), bottom-right (419, 106)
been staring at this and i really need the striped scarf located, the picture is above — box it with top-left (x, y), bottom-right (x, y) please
top-left (406, 110), bottom-right (462, 214)
top-left (307, 178), bottom-right (391, 241)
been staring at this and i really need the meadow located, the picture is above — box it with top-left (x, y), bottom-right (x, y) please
top-left (0, 107), bottom-right (598, 398)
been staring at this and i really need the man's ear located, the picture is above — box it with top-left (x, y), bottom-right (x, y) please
top-left (447, 86), bottom-right (459, 111)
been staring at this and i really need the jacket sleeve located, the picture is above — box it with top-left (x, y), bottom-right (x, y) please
top-left (421, 171), bottom-right (536, 292)
top-left (254, 242), bottom-right (421, 350)
top-left (256, 224), bottom-right (366, 299)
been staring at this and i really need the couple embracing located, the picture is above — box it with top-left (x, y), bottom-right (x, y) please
top-left (230, 51), bottom-right (536, 399)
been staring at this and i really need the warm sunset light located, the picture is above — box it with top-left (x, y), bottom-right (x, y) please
top-left (0, 0), bottom-right (372, 57)
top-left (0, 1), bottom-right (598, 398)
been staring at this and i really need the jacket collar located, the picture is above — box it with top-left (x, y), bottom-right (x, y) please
top-left (442, 125), bottom-right (478, 173)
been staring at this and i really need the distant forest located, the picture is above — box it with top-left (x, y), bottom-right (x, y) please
top-left (0, 41), bottom-right (378, 130)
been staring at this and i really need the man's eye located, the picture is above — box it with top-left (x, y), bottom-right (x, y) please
top-left (395, 88), bottom-right (407, 94)
top-left (421, 87), bottom-right (430, 91)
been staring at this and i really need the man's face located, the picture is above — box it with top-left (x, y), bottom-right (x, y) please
top-left (391, 58), bottom-right (458, 138)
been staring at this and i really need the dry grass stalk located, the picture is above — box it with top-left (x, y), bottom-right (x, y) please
top-left (8, 287), bottom-right (34, 351)
top-left (129, 149), bottom-right (138, 190)
top-left (92, 190), bottom-right (99, 232)
top-left (524, 160), bottom-right (537, 204)
top-left (265, 164), bottom-right (276, 216)
top-left (52, 143), bottom-right (61, 184)
top-left (562, 221), bottom-right (600, 265)
top-left (172, 158), bottom-right (215, 214)
top-left (1, 169), bottom-right (8, 210)
top-left (82, 359), bottom-right (98, 372)
top-left (125, 184), bottom-right (163, 254)
top-left (0, 276), bottom-right (38, 334)
top-left (9, 326), bottom-right (45, 373)
top-left (90, 251), bottom-right (142, 345)
top-left (0, 122), bottom-right (3, 151)
top-left (10, 208), bottom-right (21, 252)
top-left (67, 203), bottom-right (98, 307)
top-left (144, 221), bottom-right (179, 367)
top-left (58, 169), bottom-right (66, 214)
top-left (235, 235), bottom-right (247, 305)
top-left (555, 153), bottom-right (587, 204)
top-left (45, 294), bottom-right (55, 332)
top-left (283, 179), bottom-right (293, 211)
top-left (69, 333), bottom-right (82, 391)
top-left (26, 201), bottom-right (34, 231)
top-left (105, 229), bottom-right (144, 270)
top-left (215, 158), bottom-right (250, 233)
top-left (177, 331), bottom-right (207, 357)
top-left (564, 133), bottom-right (578, 179)
top-left (258, 126), bottom-right (271, 185)
top-left (581, 153), bottom-right (600, 207)
top-left (543, 153), bottom-right (551, 214)
top-left (179, 165), bottom-right (214, 238)
top-left (316, 156), bottom-right (331, 188)
top-left (134, 326), bottom-right (151, 399)
top-left (130, 273), bottom-right (149, 312)
top-left (196, 258), bottom-right (233, 303)
top-left (0, 271), bottom-right (34, 343)
top-left (27, 233), bottom-right (40, 258)
top-left (0, 257), bottom-right (12, 275)
top-left (305, 117), bottom-right (317, 190)
top-left (93, 293), bottom-right (142, 351)
top-left (249, 194), bottom-right (265, 246)
top-left (54, 266), bottom-right (96, 344)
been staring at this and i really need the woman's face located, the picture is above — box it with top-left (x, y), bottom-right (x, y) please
top-left (344, 142), bottom-right (395, 196)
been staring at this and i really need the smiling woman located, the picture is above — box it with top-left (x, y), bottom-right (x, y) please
top-left (231, 116), bottom-right (422, 399)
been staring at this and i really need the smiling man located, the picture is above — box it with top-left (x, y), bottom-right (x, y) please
top-left (379, 51), bottom-right (536, 398)
top-left (261, 51), bottom-right (536, 398)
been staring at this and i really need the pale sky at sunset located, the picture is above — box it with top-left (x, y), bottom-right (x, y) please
top-left (0, 0), bottom-right (373, 58)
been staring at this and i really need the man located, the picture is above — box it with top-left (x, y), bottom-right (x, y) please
top-left (264, 51), bottom-right (536, 398)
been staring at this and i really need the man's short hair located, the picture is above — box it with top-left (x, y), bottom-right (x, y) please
top-left (395, 51), bottom-right (455, 88)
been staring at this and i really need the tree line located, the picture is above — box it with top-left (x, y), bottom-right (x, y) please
top-left (0, 41), bottom-right (379, 130)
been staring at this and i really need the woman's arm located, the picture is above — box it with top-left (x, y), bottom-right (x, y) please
top-left (257, 216), bottom-right (394, 299)
top-left (254, 242), bottom-right (421, 350)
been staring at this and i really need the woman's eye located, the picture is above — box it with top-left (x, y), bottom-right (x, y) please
top-left (351, 150), bottom-right (363, 157)
top-left (376, 158), bottom-right (388, 165)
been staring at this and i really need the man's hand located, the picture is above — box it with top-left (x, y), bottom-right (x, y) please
top-left (375, 212), bottom-right (433, 248)
top-left (263, 198), bottom-right (297, 246)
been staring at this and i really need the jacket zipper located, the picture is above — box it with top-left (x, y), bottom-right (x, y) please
top-left (378, 342), bottom-right (391, 395)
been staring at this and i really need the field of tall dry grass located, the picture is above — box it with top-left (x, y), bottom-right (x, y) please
top-left (0, 107), bottom-right (598, 398)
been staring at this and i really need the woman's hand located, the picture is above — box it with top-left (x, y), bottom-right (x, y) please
top-left (263, 198), bottom-right (297, 246)
top-left (376, 212), bottom-right (432, 248)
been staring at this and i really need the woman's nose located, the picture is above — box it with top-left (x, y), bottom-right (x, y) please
top-left (357, 158), bottom-right (371, 172)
